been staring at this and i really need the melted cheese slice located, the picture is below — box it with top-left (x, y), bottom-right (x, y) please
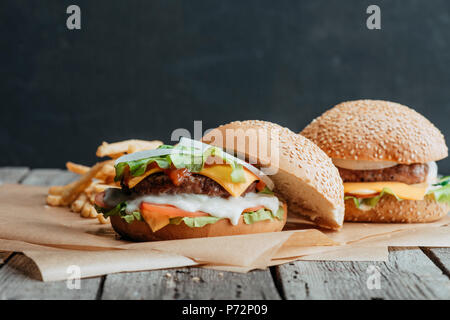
top-left (344, 182), bottom-right (428, 201)
top-left (127, 167), bottom-right (163, 189)
top-left (126, 164), bottom-right (259, 197)
top-left (140, 210), bottom-right (170, 232)
top-left (198, 165), bottom-right (258, 197)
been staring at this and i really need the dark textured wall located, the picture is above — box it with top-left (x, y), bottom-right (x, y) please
top-left (1, 0), bottom-right (449, 172)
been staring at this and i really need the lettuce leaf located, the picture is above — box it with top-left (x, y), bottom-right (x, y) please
top-left (229, 164), bottom-right (245, 183)
top-left (157, 145), bottom-right (175, 150)
top-left (258, 186), bottom-right (274, 195)
top-left (427, 176), bottom-right (450, 204)
top-left (172, 144), bottom-right (246, 183)
top-left (170, 206), bottom-right (285, 228)
top-left (95, 202), bottom-right (127, 217)
top-left (344, 195), bottom-right (362, 208)
top-left (169, 152), bottom-right (204, 172)
top-left (114, 157), bottom-right (171, 182)
top-left (96, 201), bottom-right (285, 227)
top-left (243, 208), bottom-right (273, 224)
top-left (170, 216), bottom-right (222, 227)
top-left (122, 211), bottom-right (143, 223)
top-left (431, 185), bottom-right (450, 203)
top-left (344, 187), bottom-right (402, 209)
top-left (114, 142), bottom-right (246, 183)
top-left (364, 187), bottom-right (402, 207)
top-left (243, 206), bottom-right (285, 224)
top-left (94, 202), bottom-right (142, 223)
top-left (435, 176), bottom-right (450, 186)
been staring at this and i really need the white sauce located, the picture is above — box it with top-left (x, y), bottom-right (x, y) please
top-left (425, 161), bottom-right (438, 184)
top-left (125, 193), bottom-right (280, 225)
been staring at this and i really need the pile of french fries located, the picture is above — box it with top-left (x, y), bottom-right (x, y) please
top-left (46, 139), bottom-right (163, 224)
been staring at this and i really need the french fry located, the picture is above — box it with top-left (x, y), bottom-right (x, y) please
top-left (97, 214), bottom-right (110, 224)
top-left (48, 139), bottom-right (163, 222)
top-left (89, 206), bottom-right (98, 218)
top-left (70, 193), bottom-right (87, 213)
top-left (84, 181), bottom-right (96, 195)
top-left (96, 139), bottom-right (162, 158)
top-left (107, 152), bottom-right (125, 159)
top-left (66, 162), bottom-right (90, 175)
top-left (67, 161), bottom-right (114, 182)
top-left (127, 140), bottom-right (163, 154)
top-left (88, 192), bottom-right (96, 204)
top-left (81, 202), bottom-right (93, 218)
top-left (48, 185), bottom-right (64, 196)
top-left (46, 194), bottom-right (62, 206)
top-left (81, 202), bottom-right (99, 219)
top-left (95, 163), bottom-right (116, 182)
top-left (60, 161), bottom-right (108, 206)
top-left (94, 183), bottom-right (119, 193)
top-left (48, 181), bottom-right (78, 196)
top-left (82, 184), bottom-right (95, 205)
top-left (103, 163), bottom-right (115, 176)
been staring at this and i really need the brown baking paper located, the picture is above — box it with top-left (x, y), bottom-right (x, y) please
top-left (0, 184), bottom-right (449, 281)
top-left (286, 215), bottom-right (450, 246)
top-left (0, 185), bottom-right (336, 281)
top-left (205, 215), bottom-right (450, 273)
top-left (0, 238), bottom-right (198, 281)
top-left (202, 246), bottom-right (390, 273)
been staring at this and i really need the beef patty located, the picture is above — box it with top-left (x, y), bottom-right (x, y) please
top-left (338, 163), bottom-right (429, 185)
top-left (125, 172), bottom-right (257, 198)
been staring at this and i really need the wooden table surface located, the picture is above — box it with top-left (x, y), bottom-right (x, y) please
top-left (0, 167), bottom-right (449, 300)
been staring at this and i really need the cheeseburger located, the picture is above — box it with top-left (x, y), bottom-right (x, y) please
top-left (301, 100), bottom-right (450, 222)
top-left (95, 120), bottom-right (344, 241)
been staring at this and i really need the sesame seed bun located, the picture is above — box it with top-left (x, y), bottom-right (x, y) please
top-left (202, 120), bottom-right (345, 230)
top-left (110, 208), bottom-right (287, 241)
top-left (301, 100), bottom-right (449, 223)
top-left (300, 100), bottom-right (448, 163)
top-left (345, 194), bottom-right (449, 223)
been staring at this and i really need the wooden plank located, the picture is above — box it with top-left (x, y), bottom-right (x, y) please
top-left (0, 169), bottom-right (102, 299)
top-left (421, 247), bottom-right (450, 277)
top-left (0, 254), bottom-right (101, 300)
top-left (21, 169), bottom-right (79, 186)
top-left (101, 267), bottom-right (281, 300)
top-left (0, 167), bottom-right (30, 264)
top-left (274, 247), bottom-right (450, 300)
top-left (0, 167), bottom-right (29, 184)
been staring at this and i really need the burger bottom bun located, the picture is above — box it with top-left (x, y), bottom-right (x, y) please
top-left (110, 209), bottom-right (287, 242)
top-left (345, 194), bottom-right (449, 223)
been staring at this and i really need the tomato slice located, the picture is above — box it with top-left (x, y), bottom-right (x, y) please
top-left (164, 168), bottom-right (191, 186)
top-left (140, 202), bottom-right (270, 218)
top-left (255, 180), bottom-right (266, 192)
top-left (242, 205), bottom-right (265, 213)
top-left (140, 202), bottom-right (210, 218)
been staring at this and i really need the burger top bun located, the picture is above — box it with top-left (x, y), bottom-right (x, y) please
top-left (202, 120), bottom-right (345, 230)
top-left (301, 100), bottom-right (448, 164)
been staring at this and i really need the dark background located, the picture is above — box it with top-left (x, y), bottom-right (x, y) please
top-left (1, 0), bottom-right (449, 172)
